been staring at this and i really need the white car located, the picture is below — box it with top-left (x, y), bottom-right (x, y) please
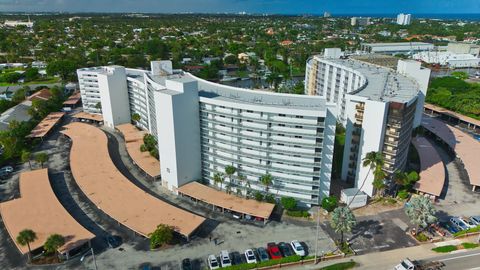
top-left (244, 249), bottom-right (257, 264)
top-left (219, 250), bottom-right (232, 267)
top-left (207, 254), bottom-right (219, 270)
top-left (459, 217), bottom-right (476, 228)
top-left (290, 240), bottom-right (305, 256)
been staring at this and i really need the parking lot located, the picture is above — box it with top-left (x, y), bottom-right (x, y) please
top-left (321, 209), bottom-right (418, 255)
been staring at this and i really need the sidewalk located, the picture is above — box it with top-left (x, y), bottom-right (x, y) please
top-left (292, 235), bottom-right (480, 270)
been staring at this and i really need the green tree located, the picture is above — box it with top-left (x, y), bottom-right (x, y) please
top-left (148, 224), bottom-right (174, 249)
top-left (131, 113), bottom-right (141, 124)
top-left (260, 173), bottom-right (273, 193)
top-left (348, 151), bottom-right (383, 207)
top-left (331, 207), bottom-right (357, 245)
top-left (16, 229), bottom-right (37, 262)
top-left (21, 150), bottom-right (32, 170)
top-left (213, 172), bottom-right (225, 189)
top-left (35, 152), bottom-right (48, 168)
top-left (281, 197), bottom-right (297, 210)
top-left (321, 196), bottom-right (338, 212)
top-left (24, 68), bottom-right (39, 82)
top-left (224, 165), bottom-right (236, 186)
top-left (43, 234), bottom-right (65, 255)
top-left (404, 196), bottom-right (437, 231)
top-left (46, 60), bottom-right (77, 81)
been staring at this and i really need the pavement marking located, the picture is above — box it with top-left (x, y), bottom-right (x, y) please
top-left (392, 218), bottom-right (408, 231)
top-left (439, 252), bottom-right (480, 262)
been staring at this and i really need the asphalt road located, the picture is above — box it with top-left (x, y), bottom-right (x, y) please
top-left (435, 249), bottom-right (480, 270)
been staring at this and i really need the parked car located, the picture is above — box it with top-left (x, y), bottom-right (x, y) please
top-left (430, 223), bottom-right (446, 237)
top-left (0, 166), bottom-right (13, 174)
top-left (459, 217), bottom-right (476, 228)
top-left (245, 249), bottom-right (257, 264)
top-left (278, 242), bottom-right (294, 257)
top-left (139, 263), bottom-right (152, 270)
top-left (470, 216), bottom-right (480, 225)
top-left (231, 251), bottom-right (243, 265)
top-left (450, 217), bottom-right (469, 231)
top-left (181, 259), bottom-right (192, 270)
top-left (290, 240), bottom-right (306, 256)
top-left (257, 247), bottom-right (270, 262)
top-left (220, 250), bottom-right (232, 267)
top-left (267, 243), bottom-right (283, 260)
top-left (440, 221), bottom-right (459, 234)
top-left (106, 235), bottom-right (122, 248)
top-left (207, 255), bottom-right (219, 270)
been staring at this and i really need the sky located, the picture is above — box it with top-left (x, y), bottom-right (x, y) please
top-left (0, 0), bottom-right (479, 14)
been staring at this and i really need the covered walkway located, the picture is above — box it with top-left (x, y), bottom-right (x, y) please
top-left (72, 111), bottom-right (103, 124)
top-left (0, 169), bottom-right (94, 259)
top-left (27, 112), bottom-right (65, 139)
top-left (116, 123), bottom-right (160, 179)
top-left (411, 136), bottom-right (445, 198)
top-left (422, 115), bottom-right (480, 191)
top-left (62, 122), bottom-right (205, 239)
top-left (178, 182), bottom-right (275, 224)
top-left (424, 103), bottom-right (480, 134)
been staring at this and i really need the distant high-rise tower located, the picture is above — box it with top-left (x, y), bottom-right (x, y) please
top-left (397, 13), bottom-right (412, 25)
top-left (323, 12), bottom-right (331, 18)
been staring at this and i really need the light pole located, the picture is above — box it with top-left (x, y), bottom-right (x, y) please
top-left (314, 206), bottom-right (321, 264)
top-left (80, 247), bottom-right (98, 270)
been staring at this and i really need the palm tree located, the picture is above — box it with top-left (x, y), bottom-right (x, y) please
top-left (237, 174), bottom-right (247, 198)
top-left (372, 166), bottom-right (387, 197)
top-left (224, 165), bottom-right (236, 185)
top-left (17, 229), bottom-right (37, 262)
top-left (35, 152), bottom-right (48, 168)
top-left (405, 196), bottom-right (437, 232)
top-left (393, 170), bottom-right (408, 186)
top-left (21, 150), bottom-right (32, 170)
top-left (331, 207), bottom-right (357, 245)
top-left (348, 151), bottom-right (383, 207)
top-left (43, 234), bottom-right (65, 256)
top-left (213, 172), bottom-right (225, 190)
top-left (260, 173), bottom-right (273, 193)
top-left (131, 113), bottom-right (141, 125)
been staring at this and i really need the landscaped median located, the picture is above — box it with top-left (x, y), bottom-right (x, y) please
top-left (220, 256), bottom-right (355, 270)
top-left (432, 242), bottom-right (480, 253)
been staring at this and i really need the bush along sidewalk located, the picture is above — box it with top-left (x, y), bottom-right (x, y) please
top-left (221, 255), bottom-right (313, 270)
top-left (432, 242), bottom-right (480, 253)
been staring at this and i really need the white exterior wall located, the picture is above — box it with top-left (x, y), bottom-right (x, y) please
top-left (97, 66), bottom-right (131, 128)
top-left (396, 60), bottom-right (431, 128)
top-left (154, 79), bottom-right (202, 193)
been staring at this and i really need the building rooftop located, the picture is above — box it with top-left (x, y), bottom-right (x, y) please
top-left (412, 136), bottom-right (445, 197)
top-left (62, 122), bottom-right (205, 238)
top-left (178, 182), bottom-right (275, 219)
top-left (27, 112), bottom-right (65, 138)
top-left (116, 123), bottom-right (160, 178)
top-left (362, 42), bottom-right (434, 48)
top-left (0, 169), bottom-right (94, 255)
top-left (318, 57), bottom-right (419, 103)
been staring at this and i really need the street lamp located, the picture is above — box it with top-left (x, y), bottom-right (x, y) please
top-left (314, 206), bottom-right (321, 264)
top-left (80, 247), bottom-right (98, 270)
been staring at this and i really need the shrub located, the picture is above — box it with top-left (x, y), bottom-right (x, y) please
top-left (221, 255), bottom-right (304, 270)
top-left (140, 144), bottom-right (148, 152)
top-left (254, 192), bottom-right (264, 202)
top-left (286, 210), bottom-right (310, 218)
top-left (321, 196), bottom-right (338, 212)
top-left (281, 197), bottom-right (297, 210)
top-left (397, 189), bottom-right (409, 199)
top-left (461, 242), bottom-right (479, 249)
top-left (264, 194), bottom-right (276, 204)
top-left (432, 245), bottom-right (457, 253)
top-left (415, 232), bottom-right (429, 242)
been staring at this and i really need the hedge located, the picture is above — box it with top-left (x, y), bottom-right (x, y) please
top-left (453, 225), bottom-right (480, 237)
top-left (221, 255), bottom-right (309, 270)
top-left (320, 261), bottom-right (357, 270)
top-left (461, 242), bottom-right (479, 249)
top-left (286, 210), bottom-right (311, 218)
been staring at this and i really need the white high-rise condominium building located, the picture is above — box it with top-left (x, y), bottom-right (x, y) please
top-left (305, 53), bottom-right (430, 196)
top-left (78, 61), bottom-right (336, 206)
top-left (77, 52), bottom-right (430, 204)
top-left (397, 13), bottom-right (412, 25)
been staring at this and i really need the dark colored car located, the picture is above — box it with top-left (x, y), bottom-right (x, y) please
top-left (139, 263), bottom-right (152, 270)
top-left (106, 235), bottom-right (122, 248)
top-left (182, 259), bottom-right (192, 270)
top-left (278, 242), bottom-right (294, 257)
top-left (440, 221), bottom-right (459, 234)
top-left (257, 247), bottom-right (270, 262)
top-left (231, 252), bottom-right (243, 265)
top-left (267, 242), bottom-right (283, 260)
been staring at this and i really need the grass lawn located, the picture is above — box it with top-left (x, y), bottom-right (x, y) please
top-left (432, 245), bottom-right (457, 253)
top-left (319, 261), bottom-right (357, 270)
top-left (0, 77), bottom-right (60, 87)
top-left (461, 242), bottom-right (480, 249)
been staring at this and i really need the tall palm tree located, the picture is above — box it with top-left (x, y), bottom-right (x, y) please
top-left (237, 174), bottom-right (247, 198)
top-left (260, 173), bottom-right (273, 193)
top-left (213, 172), bottom-right (225, 190)
top-left (331, 206), bottom-right (357, 245)
top-left (224, 165), bottom-right (236, 185)
top-left (17, 229), bottom-right (37, 262)
top-left (348, 151), bottom-right (383, 207)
